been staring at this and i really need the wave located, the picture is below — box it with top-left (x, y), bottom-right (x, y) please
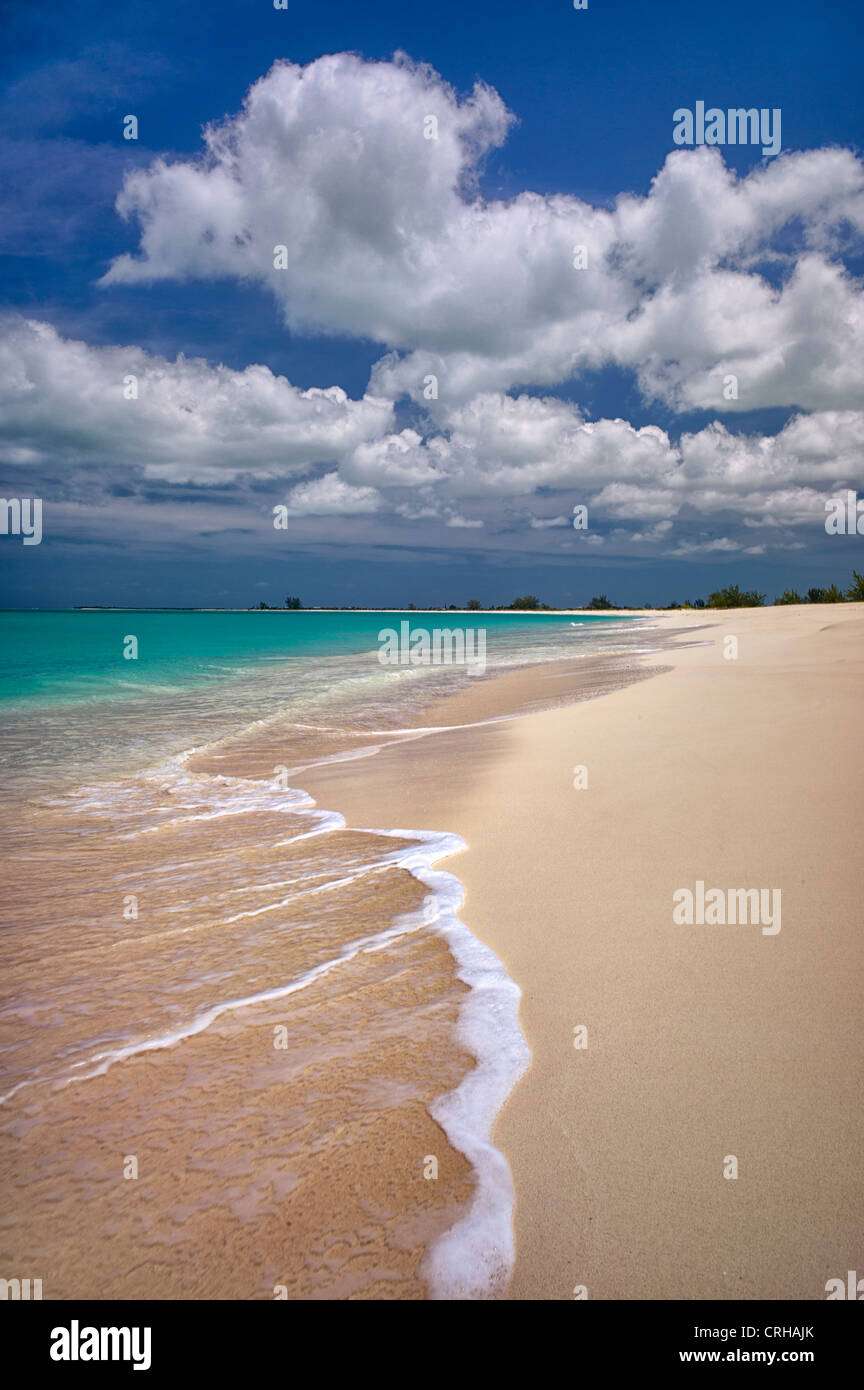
top-left (1, 752), bottom-right (531, 1300)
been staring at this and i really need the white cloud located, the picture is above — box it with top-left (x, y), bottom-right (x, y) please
top-left (0, 316), bottom-right (393, 483)
top-left (400, 393), bottom-right (679, 498)
top-left (4, 318), bottom-right (864, 558)
top-left (280, 472), bottom-right (383, 516)
top-left (101, 54), bottom-right (864, 413)
top-left (342, 429), bottom-right (443, 488)
top-left (614, 255), bottom-right (864, 413)
top-left (672, 536), bottom-right (744, 555)
top-left (102, 52), bottom-right (513, 347)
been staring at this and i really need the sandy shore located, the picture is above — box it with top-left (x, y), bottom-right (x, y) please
top-left (299, 603), bottom-right (864, 1300)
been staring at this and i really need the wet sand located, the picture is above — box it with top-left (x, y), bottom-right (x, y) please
top-left (4, 606), bottom-right (860, 1299)
top-left (298, 604), bottom-right (864, 1299)
top-left (0, 623), bottom-right (661, 1299)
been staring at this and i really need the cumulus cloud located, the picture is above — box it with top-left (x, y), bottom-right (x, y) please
top-left (611, 254), bottom-right (864, 413)
top-left (101, 53), bottom-right (864, 412)
top-left (280, 472), bottom-right (382, 516)
top-left (332, 393), bottom-right (864, 545)
top-left (3, 320), bottom-right (863, 558)
top-left (0, 316), bottom-right (393, 483)
top-left (102, 52), bottom-right (514, 346)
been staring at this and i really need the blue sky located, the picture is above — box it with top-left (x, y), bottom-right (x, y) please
top-left (1, 0), bottom-right (863, 607)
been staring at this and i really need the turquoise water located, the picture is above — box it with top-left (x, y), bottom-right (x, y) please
top-left (0, 610), bottom-right (651, 793)
top-left (0, 610), bottom-right (639, 707)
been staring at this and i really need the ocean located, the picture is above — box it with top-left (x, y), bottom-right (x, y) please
top-left (0, 609), bottom-right (656, 1298)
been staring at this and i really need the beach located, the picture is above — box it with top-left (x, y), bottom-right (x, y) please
top-left (297, 603), bottom-right (864, 1299)
top-left (0, 610), bottom-right (654, 1299)
top-left (1, 604), bottom-right (861, 1300)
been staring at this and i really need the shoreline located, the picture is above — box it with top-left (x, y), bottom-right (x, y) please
top-left (3, 605), bottom-right (860, 1299)
top-left (297, 603), bottom-right (864, 1299)
top-left (1, 619), bottom-right (665, 1300)
top-left (61, 608), bottom-right (659, 614)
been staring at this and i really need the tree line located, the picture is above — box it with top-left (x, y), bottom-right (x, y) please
top-left (250, 573), bottom-right (864, 611)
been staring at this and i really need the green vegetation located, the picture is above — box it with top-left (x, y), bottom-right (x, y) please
top-left (505, 595), bottom-right (552, 610)
top-left (706, 585), bottom-right (766, 609)
top-left (822, 584), bottom-right (846, 603)
top-left (794, 585), bottom-right (845, 604)
top-left (249, 573), bottom-right (864, 611)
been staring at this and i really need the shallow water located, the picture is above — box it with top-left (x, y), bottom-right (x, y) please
top-left (0, 610), bottom-right (657, 1298)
